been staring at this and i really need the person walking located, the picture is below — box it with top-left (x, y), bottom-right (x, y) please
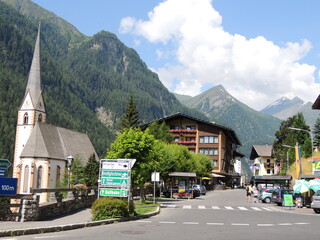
top-left (253, 185), bottom-right (259, 203)
top-left (245, 184), bottom-right (253, 203)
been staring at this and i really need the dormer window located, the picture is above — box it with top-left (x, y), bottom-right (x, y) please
top-left (23, 113), bottom-right (29, 124)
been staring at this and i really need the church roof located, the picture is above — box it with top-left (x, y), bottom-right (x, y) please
top-left (250, 145), bottom-right (273, 159)
top-left (24, 23), bottom-right (42, 109)
top-left (20, 123), bottom-right (97, 164)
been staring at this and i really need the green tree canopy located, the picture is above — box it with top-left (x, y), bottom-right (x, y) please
top-left (146, 121), bottom-right (173, 143)
top-left (119, 95), bottom-right (142, 132)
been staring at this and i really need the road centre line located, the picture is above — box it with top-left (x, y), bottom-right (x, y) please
top-left (294, 223), bottom-right (310, 225)
top-left (137, 220), bottom-right (152, 223)
top-left (231, 223), bottom-right (250, 226)
top-left (207, 223), bottom-right (224, 225)
top-left (184, 222), bottom-right (199, 224)
top-left (211, 206), bottom-right (220, 209)
top-left (278, 223), bottom-right (293, 226)
top-left (159, 221), bottom-right (176, 224)
top-left (257, 224), bottom-right (275, 227)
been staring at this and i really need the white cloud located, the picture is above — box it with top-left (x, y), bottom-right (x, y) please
top-left (120, 0), bottom-right (319, 110)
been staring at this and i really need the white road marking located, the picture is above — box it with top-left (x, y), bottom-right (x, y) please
top-left (198, 205), bottom-right (206, 209)
top-left (261, 207), bottom-right (272, 211)
top-left (183, 205), bottom-right (192, 209)
top-left (231, 223), bottom-right (249, 226)
top-left (238, 207), bottom-right (248, 210)
top-left (183, 222), bottom-right (199, 225)
top-left (166, 205), bottom-right (176, 208)
top-left (159, 221), bottom-right (176, 224)
top-left (207, 223), bottom-right (224, 225)
top-left (294, 223), bottom-right (310, 225)
top-left (137, 220), bottom-right (152, 223)
top-left (211, 206), bottom-right (220, 209)
top-left (35, 236), bottom-right (68, 239)
top-left (225, 206), bottom-right (234, 210)
top-left (251, 207), bottom-right (262, 211)
top-left (257, 224), bottom-right (275, 227)
top-left (278, 223), bottom-right (293, 226)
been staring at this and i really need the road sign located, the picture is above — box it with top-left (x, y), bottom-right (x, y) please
top-left (99, 188), bottom-right (128, 197)
top-left (101, 177), bottom-right (129, 187)
top-left (0, 169), bottom-right (5, 177)
top-left (0, 159), bottom-right (11, 169)
top-left (0, 178), bottom-right (17, 195)
top-left (101, 170), bottom-right (128, 178)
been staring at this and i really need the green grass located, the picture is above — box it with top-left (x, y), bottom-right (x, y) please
top-left (134, 200), bottom-right (159, 215)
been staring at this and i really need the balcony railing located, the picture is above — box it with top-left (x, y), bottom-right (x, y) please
top-left (170, 129), bottom-right (197, 133)
top-left (176, 141), bottom-right (197, 145)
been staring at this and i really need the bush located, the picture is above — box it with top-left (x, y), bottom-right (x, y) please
top-left (91, 197), bottom-right (129, 221)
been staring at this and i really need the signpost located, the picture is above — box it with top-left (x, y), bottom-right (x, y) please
top-left (0, 159), bottom-right (11, 178)
top-left (0, 178), bottom-right (17, 195)
top-left (98, 159), bottom-right (135, 202)
top-left (151, 171), bottom-right (160, 204)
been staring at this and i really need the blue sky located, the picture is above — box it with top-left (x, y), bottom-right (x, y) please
top-left (32, 0), bottom-right (320, 111)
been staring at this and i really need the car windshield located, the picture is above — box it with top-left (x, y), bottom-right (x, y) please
top-left (315, 190), bottom-right (320, 196)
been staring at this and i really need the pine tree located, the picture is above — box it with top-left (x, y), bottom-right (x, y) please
top-left (83, 154), bottom-right (99, 187)
top-left (119, 95), bottom-right (141, 132)
top-left (313, 115), bottom-right (320, 148)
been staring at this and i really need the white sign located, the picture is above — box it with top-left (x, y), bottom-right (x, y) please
top-left (101, 159), bottom-right (136, 170)
top-left (151, 172), bottom-right (160, 182)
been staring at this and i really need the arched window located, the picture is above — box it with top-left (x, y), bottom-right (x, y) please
top-left (23, 165), bottom-right (29, 193)
top-left (37, 166), bottom-right (43, 188)
top-left (56, 166), bottom-right (61, 185)
top-left (23, 113), bottom-right (29, 124)
top-left (38, 114), bottom-right (42, 123)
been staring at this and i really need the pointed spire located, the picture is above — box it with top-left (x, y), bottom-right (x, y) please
top-left (25, 23), bottom-right (42, 106)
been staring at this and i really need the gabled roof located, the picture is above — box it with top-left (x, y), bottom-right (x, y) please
top-left (143, 112), bottom-right (241, 146)
top-left (250, 145), bottom-right (273, 159)
top-left (20, 123), bottom-right (97, 164)
top-left (312, 95), bottom-right (320, 109)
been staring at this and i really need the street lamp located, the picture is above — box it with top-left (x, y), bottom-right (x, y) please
top-left (282, 144), bottom-right (295, 175)
top-left (67, 155), bottom-right (74, 188)
top-left (288, 127), bottom-right (314, 174)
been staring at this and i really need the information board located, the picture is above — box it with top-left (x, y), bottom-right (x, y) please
top-left (99, 188), bottom-right (129, 197)
top-left (283, 194), bottom-right (294, 207)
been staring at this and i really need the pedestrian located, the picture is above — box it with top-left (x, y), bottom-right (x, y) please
top-left (253, 185), bottom-right (259, 203)
top-left (245, 184), bottom-right (253, 203)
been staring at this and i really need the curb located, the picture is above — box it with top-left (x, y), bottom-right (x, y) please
top-left (0, 207), bottom-right (160, 237)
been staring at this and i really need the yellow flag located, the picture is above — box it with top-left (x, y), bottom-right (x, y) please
top-left (295, 146), bottom-right (301, 179)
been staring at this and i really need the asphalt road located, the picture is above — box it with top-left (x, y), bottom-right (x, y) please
top-left (8, 189), bottom-right (320, 240)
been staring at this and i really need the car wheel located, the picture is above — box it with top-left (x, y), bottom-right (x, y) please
top-left (264, 197), bottom-right (271, 203)
top-left (314, 209), bottom-right (320, 214)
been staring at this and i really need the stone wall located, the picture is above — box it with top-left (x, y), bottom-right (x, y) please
top-left (21, 190), bottom-right (97, 221)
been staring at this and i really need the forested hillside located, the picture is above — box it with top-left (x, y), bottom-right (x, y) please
top-left (0, 0), bottom-right (206, 163)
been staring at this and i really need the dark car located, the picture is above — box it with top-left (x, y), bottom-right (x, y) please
top-left (271, 189), bottom-right (296, 206)
top-left (163, 188), bottom-right (200, 198)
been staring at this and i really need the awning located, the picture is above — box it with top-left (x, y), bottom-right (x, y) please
top-left (210, 173), bottom-right (225, 178)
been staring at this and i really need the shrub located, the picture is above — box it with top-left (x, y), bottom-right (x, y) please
top-left (91, 197), bottom-right (129, 221)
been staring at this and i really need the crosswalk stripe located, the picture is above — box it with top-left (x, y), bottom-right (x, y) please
top-left (225, 206), bottom-right (234, 210)
top-left (166, 205), bottom-right (176, 208)
top-left (261, 207), bottom-right (272, 211)
top-left (251, 207), bottom-right (262, 211)
top-left (211, 206), bottom-right (220, 209)
top-left (183, 205), bottom-right (192, 209)
top-left (198, 205), bottom-right (206, 209)
top-left (238, 207), bottom-right (248, 210)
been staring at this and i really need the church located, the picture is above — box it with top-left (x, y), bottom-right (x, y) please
top-left (12, 25), bottom-right (98, 201)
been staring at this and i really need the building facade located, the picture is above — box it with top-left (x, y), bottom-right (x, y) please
top-left (149, 113), bottom-right (243, 184)
top-left (12, 25), bottom-right (97, 202)
top-left (249, 145), bottom-right (279, 176)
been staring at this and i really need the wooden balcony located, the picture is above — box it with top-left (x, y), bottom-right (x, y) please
top-left (175, 141), bottom-right (197, 145)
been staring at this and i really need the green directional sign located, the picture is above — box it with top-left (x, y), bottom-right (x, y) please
top-left (99, 188), bottom-right (128, 197)
top-left (101, 177), bottom-right (129, 186)
top-left (102, 170), bottom-right (128, 178)
top-left (0, 159), bottom-right (11, 169)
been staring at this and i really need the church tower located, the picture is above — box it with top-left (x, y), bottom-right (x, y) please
top-left (12, 24), bottom-right (46, 193)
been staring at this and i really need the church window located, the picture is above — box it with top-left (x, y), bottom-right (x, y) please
top-left (38, 114), bottom-right (42, 122)
top-left (23, 113), bottom-right (29, 124)
top-left (56, 166), bottom-right (61, 185)
top-left (37, 166), bottom-right (43, 188)
top-left (23, 165), bottom-right (30, 193)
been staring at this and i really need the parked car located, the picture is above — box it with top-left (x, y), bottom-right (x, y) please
top-left (163, 188), bottom-right (200, 198)
top-left (271, 189), bottom-right (296, 206)
top-left (162, 189), bottom-right (178, 198)
top-left (259, 188), bottom-right (275, 203)
top-left (311, 190), bottom-right (320, 213)
top-left (193, 184), bottom-right (206, 195)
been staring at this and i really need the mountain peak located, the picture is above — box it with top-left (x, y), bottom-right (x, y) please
top-left (260, 97), bottom-right (304, 115)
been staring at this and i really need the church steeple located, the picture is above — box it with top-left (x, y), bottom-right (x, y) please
top-left (22, 23), bottom-right (45, 112)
